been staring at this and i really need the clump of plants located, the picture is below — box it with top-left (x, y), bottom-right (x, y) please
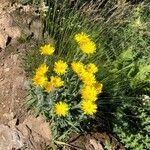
top-left (22, 0), bottom-right (150, 149)
top-left (27, 32), bottom-right (103, 147)
top-left (113, 95), bottom-right (150, 150)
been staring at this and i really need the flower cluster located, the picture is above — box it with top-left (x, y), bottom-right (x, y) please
top-left (74, 32), bottom-right (96, 54)
top-left (32, 32), bottom-right (102, 118)
top-left (71, 61), bottom-right (102, 115)
top-left (32, 64), bottom-right (48, 87)
top-left (30, 32), bottom-right (103, 142)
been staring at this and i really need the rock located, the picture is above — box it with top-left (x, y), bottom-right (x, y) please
top-left (0, 54), bottom-right (26, 124)
top-left (6, 27), bottom-right (21, 44)
top-left (30, 19), bottom-right (44, 39)
top-left (86, 139), bottom-right (104, 150)
top-left (8, 118), bottom-right (18, 128)
top-left (0, 29), bottom-right (8, 49)
top-left (0, 115), bottom-right (52, 149)
top-left (0, 2), bottom-right (22, 50)
top-left (22, 115), bottom-right (51, 141)
top-left (0, 124), bottom-right (24, 150)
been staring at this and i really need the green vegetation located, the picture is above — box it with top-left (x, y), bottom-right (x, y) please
top-left (22, 0), bottom-right (150, 149)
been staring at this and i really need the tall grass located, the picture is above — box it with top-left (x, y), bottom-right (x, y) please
top-left (23, 0), bottom-right (133, 74)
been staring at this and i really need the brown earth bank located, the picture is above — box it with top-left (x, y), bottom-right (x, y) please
top-left (0, 1), bottom-right (125, 149)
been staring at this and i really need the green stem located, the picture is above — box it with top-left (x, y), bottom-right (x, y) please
top-left (44, 56), bottom-right (48, 63)
top-left (73, 47), bottom-right (80, 60)
top-left (58, 128), bottom-right (72, 141)
top-left (54, 140), bottom-right (70, 146)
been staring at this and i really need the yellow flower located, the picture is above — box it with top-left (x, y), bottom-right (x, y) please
top-left (79, 41), bottom-right (96, 54)
top-left (54, 101), bottom-right (69, 117)
top-left (44, 81), bottom-right (54, 92)
top-left (71, 61), bottom-right (85, 75)
top-left (32, 74), bottom-right (48, 87)
top-left (40, 44), bottom-right (55, 55)
top-left (35, 64), bottom-right (49, 76)
top-left (50, 76), bottom-right (64, 88)
top-left (93, 82), bottom-right (103, 94)
top-left (54, 60), bottom-right (68, 75)
top-left (81, 100), bottom-right (97, 115)
top-left (81, 85), bottom-right (98, 101)
top-left (80, 71), bottom-right (96, 85)
top-left (86, 63), bottom-right (98, 74)
top-left (74, 32), bottom-right (90, 44)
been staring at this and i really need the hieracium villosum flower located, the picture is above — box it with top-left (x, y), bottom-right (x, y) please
top-left (81, 100), bottom-right (97, 115)
top-left (54, 60), bottom-right (68, 75)
top-left (54, 101), bottom-right (69, 117)
top-left (40, 44), bottom-right (55, 55)
top-left (74, 32), bottom-right (96, 54)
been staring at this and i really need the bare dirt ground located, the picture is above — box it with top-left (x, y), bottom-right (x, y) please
top-left (0, 51), bottom-right (26, 123)
top-left (0, 0), bottom-right (41, 123)
top-left (0, 0), bottom-right (29, 124)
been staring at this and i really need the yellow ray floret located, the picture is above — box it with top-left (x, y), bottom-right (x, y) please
top-left (50, 76), bottom-right (64, 88)
top-left (81, 100), bottom-right (97, 115)
top-left (79, 41), bottom-right (96, 54)
top-left (32, 74), bottom-right (48, 87)
top-left (93, 82), bottom-right (103, 94)
top-left (54, 101), bottom-right (69, 117)
top-left (44, 81), bottom-right (54, 92)
top-left (80, 85), bottom-right (98, 101)
top-left (71, 61), bottom-right (85, 75)
top-left (54, 60), bottom-right (68, 75)
top-left (35, 64), bottom-right (49, 76)
top-left (74, 32), bottom-right (90, 44)
top-left (79, 71), bottom-right (96, 86)
top-left (86, 63), bottom-right (98, 74)
top-left (40, 44), bottom-right (55, 55)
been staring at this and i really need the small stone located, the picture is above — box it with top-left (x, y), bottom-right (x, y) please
top-left (0, 63), bottom-right (4, 66)
top-left (3, 112), bottom-right (14, 121)
top-left (0, 124), bottom-right (24, 149)
top-left (4, 68), bottom-right (10, 72)
top-left (23, 115), bottom-right (51, 141)
top-left (8, 118), bottom-right (17, 128)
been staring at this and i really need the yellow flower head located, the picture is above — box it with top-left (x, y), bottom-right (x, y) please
top-left (44, 81), bottom-right (54, 92)
top-left (81, 100), bottom-right (97, 115)
top-left (79, 41), bottom-right (96, 54)
top-left (74, 32), bottom-right (90, 44)
top-left (35, 64), bottom-right (49, 76)
top-left (80, 71), bottom-right (96, 85)
top-left (81, 85), bottom-right (98, 101)
top-left (86, 63), bottom-right (98, 74)
top-left (54, 101), bottom-right (69, 117)
top-left (71, 61), bottom-right (85, 75)
top-left (54, 60), bottom-right (68, 75)
top-left (40, 44), bottom-right (55, 55)
top-left (93, 82), bottom-right (103, 94)
top-left (32, 74), bottom-right (48, 87)
top-left (50, 76), bottom-right (64, 88)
